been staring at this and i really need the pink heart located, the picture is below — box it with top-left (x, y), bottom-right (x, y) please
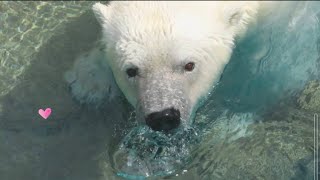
top-left (38, 108), bottom-right (52, 119)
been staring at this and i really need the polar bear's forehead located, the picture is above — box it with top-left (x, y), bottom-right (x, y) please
top-left (94, 1), bottom-right (259, 69)
top-left (103, 1), bottom-right (231, 44)
top-left (95, 1), bottom-right (259, 48)
top-left (102, 2), bottom-right (235, 65)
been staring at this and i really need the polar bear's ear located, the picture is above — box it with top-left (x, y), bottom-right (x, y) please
top-left (92, 2), bottom-right (112, 25)
top-left (224, 2), bottom-right (258, 31)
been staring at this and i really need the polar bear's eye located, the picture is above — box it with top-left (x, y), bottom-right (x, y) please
top-left (184, 62), bottom-right (195, 72)
top-left (126, 68), bottom-right (138, 78)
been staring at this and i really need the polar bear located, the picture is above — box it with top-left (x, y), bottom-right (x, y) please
top-left (65, 1), bottom-right (269, 132)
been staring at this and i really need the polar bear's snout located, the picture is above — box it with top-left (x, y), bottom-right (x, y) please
top-left (145, 108), bottom-right (181, 131)
top-left (137, 72), bottom-right (191, 132)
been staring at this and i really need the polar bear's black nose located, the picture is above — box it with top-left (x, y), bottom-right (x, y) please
top-left (146, 108), bottom-right (181, 131)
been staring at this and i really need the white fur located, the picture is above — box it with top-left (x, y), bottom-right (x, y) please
top-left (66, 1), bottom-right (268, 111)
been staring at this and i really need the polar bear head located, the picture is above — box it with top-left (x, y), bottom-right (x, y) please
top-left (92, 1), bottom-right (258, 132)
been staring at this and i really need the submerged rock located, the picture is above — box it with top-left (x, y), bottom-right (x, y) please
top-left (298, 80), bottom-right (320, 113)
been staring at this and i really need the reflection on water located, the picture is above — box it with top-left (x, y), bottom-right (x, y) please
top-left (0, 1), bottom-right (319, 180)
top-left (0, 1), bottom-right (93, 97)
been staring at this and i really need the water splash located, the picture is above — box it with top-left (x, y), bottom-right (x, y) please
top-left (112, 125), bottom-right (199, 179)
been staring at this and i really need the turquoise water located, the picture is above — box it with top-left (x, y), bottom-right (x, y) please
top-left (0, 1), bottom-right (319, 180)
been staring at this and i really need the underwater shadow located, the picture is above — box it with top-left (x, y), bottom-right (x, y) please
top-left (0, 10), bottom-right (128, 180)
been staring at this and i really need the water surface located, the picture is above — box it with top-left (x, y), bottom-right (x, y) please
top-left (0, 1), bottom-right (319, 180)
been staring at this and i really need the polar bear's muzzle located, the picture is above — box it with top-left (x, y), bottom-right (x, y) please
top-left (137, 72), bottom-right (191, 132)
